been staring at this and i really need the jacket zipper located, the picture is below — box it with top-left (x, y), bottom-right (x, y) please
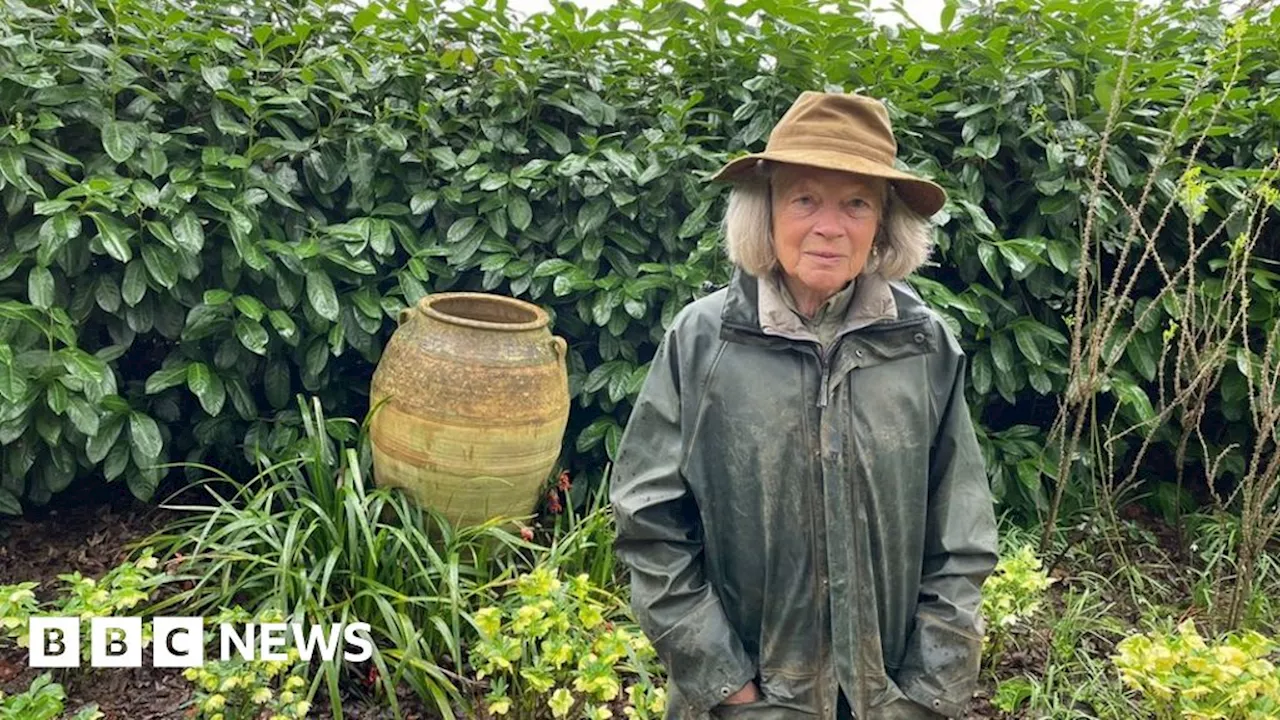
top-left (807, 345), bottom-right (833, 717)
top-left (817, 353), bottom-right (829, 408)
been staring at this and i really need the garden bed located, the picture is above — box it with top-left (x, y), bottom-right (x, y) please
top-left (0, 483), bottom-right (439, 719)
top-left (10, 477), bottom-right (1266, 720)
top-left (0, 485), bottom-right (189, 719)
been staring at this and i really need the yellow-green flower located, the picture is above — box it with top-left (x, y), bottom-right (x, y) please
top-left (295, 700), bottom-right (311, 715)
top-left (593, 676), bottom-right (621, 702)
top-left (513, 603), bottom-right (547, 635)
top-left (488, 696), bottom-right (512, 715)
top-left (1215, 645), bottom-right (1249, 667)
top-left (285, 675), bottom-right (306, 691)
top-left (1182, 684), bottom-right (1212, 700)
top-left (253, 687), bottom-right (273, 704)
top-left (205, 694), bottom-right (226, 711)
top-left (1177, 619), bottom-right (1207, 649)
top-left (475, 607), bottom-right (503, 637)
top-left (648, 687), bottom-right (667, 714)
top-left (587, 705), bottom-right (613, 720)
top-left (579, 604), bottom-right (604, 630)
top-left (549, 688), bottom-right (574, 718)
top-left (568, 573), bottom-right (591, 599)
top-left (520, 666), bottom-right (555, 694)
top-left (630, 634), bottom-right (654, 658)
top-left (548, 641), bottom-right (574, 668)
top-left (518, 567), bottom-right (561, 599)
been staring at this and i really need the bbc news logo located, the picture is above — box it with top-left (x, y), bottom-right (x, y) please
top-left (27, 617), bottom-right (374, 668)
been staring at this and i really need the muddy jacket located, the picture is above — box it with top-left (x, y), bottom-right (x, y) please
top-left (610, 267), bottom-right (999, 720)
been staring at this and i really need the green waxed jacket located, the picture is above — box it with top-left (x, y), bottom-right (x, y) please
top-left (610, 267), bottom-right (999, 720)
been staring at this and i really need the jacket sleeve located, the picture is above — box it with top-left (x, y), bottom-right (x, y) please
top-left (609, 322), bottom-right (757, 718)
top-left (895, 328), bottom-right (999, 719)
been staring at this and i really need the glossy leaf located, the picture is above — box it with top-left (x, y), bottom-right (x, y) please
top-left (27, 266), bottom-right (54, 309)
top-left (101, 120), bottom-right (138, 163)
top-left (128, 412), bottom-right (163, 460)
top-left (306, 269), bottom-right (340, 322)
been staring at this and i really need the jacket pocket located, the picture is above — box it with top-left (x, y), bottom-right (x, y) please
top-left (896, 613), bottom-right (983, 718)
top-left (710, 699), bottom-right (814, 720)
top-left (868, 680), bottom-right (946, 720)
top-left (709, 672), bottom-right (818, 720)
top-left (710, 698), bottom-right (771, 717)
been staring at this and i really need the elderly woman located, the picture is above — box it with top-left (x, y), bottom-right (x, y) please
top-left (609, 92), bottom-right (999, 720)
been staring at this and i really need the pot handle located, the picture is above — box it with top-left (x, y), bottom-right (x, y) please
top-left (398, 307), bottom-right (414, 326)
top-left (549, 336), bottom-right (567, 368)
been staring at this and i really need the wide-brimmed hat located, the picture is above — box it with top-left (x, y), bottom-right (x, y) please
top-left (708, 91), bottom-right (947, 217)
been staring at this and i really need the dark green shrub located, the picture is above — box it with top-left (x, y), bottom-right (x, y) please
top-left (1, 0), bottom-right (1277, 522)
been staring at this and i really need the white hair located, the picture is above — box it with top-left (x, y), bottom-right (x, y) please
top-left (721, 160), bottom-right (935, 281)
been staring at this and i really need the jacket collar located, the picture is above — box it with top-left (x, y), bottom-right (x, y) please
top-left (760, 271), bottom-right (855, 339)
top-left (719, 266), bottom-right (898, 346)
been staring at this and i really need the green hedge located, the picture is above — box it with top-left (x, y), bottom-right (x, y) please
top-left (0, 0), bottom-right (1277, 517)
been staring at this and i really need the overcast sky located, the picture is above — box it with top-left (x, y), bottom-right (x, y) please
top-left (499, 0), bottom-right (950, 30)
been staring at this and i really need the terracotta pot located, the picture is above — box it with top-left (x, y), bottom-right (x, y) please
top-left (368, 292), bottom-right (569, 527)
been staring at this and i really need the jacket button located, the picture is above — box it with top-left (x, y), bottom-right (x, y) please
top-left (913, 332), bottom-right (925, 343)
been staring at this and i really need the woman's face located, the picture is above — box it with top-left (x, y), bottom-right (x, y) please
top-left (770, 164), bottom-right (884, 304)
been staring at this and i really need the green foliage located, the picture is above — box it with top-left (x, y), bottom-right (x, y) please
top-left (181, 608), bottom-right (312, 720)
top-left (0, 548), bottom-right (167, 662)
top-left (542, 472), bottom-right (620, 591)
top-left (0, 582), bottom-right (39, 647)
top-left (991, 676), bottom-right (1035, 714)
top-left (147, 395), bottom-right (555, 717)
top-left (1112, 620), bottom-right (1280, 719)
top-left (1, 0), bottom-right (1278, 527)
top-left (469, 566), bottom-right (664, 719)
top-left (0, 0), bottom-right (732, 510)
top-left (981, 543), bottom-right (1055, 669)
top-left (0, 673), bottom-right (102, 720)
top-left (146, 394), bottom-right (645, 717)
top-left (57, 548), bottom-right (161, 618)
top-left (1182, 511), bottom-right (1280, 637)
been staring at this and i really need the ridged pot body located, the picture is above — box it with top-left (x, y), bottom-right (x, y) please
top-left (369, 292), bottom-right (569, 527)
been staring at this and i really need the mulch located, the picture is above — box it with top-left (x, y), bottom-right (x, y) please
top-left (0, 484), bottom-right (188, 719)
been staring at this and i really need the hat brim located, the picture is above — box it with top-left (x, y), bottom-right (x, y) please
top-left (707, 149), bottom-right (947, 218)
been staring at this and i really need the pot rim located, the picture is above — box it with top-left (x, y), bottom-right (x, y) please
top-left (416, 292), bottom-right (550, 332)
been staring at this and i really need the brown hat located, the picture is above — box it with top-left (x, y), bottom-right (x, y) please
top-left (708, 91), bottom-right (947, 217)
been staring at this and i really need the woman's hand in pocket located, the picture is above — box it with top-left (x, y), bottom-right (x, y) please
top-left (721, 681), bottom-right (762, 706)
